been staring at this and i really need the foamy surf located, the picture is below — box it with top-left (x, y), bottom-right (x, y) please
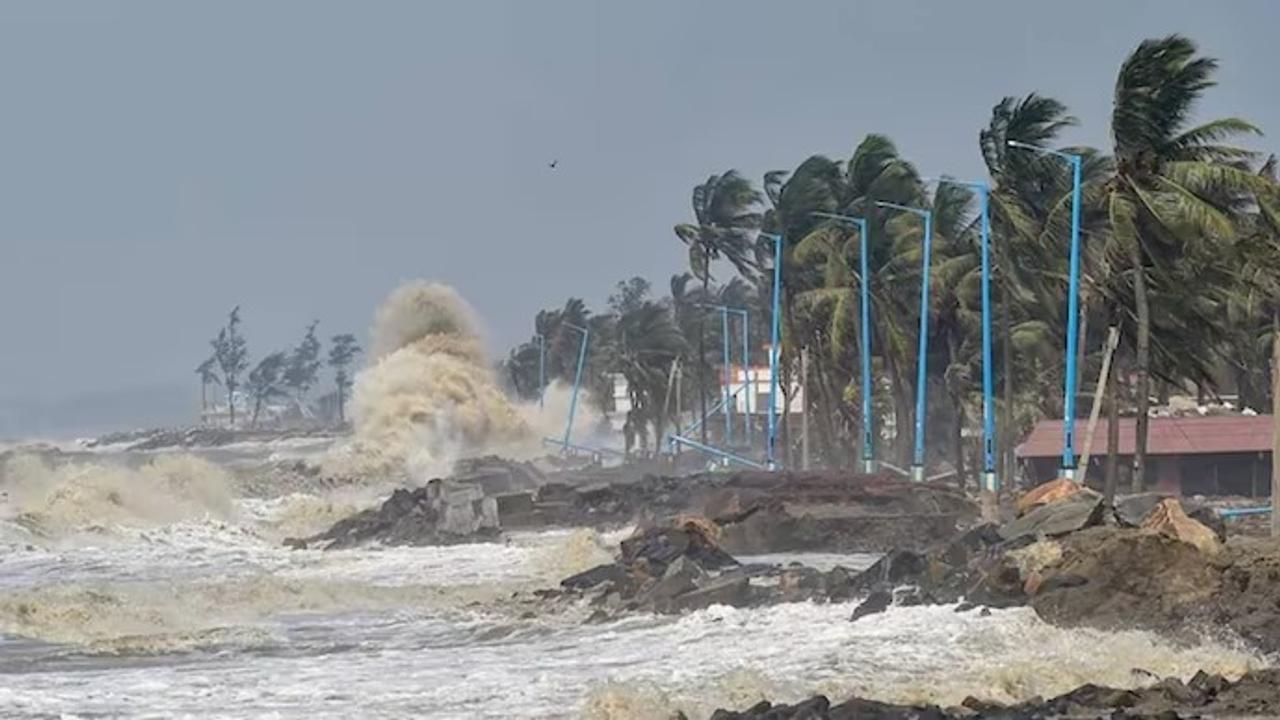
top-left (0, 600), bottom-right (1263, 719)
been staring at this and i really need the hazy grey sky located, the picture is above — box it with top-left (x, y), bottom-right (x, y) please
top-left (1, 0), bottom-right (1277, 415)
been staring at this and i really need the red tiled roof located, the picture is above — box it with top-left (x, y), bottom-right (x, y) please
top-left (1016, 415), bottom-right (1273, 459)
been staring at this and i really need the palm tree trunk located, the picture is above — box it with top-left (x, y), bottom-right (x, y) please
top-left (698, 252), bottom-right (710, 446)
top-left (952, 391), bottom-right (967, 491)
top-left (1105, 348), bottom-right (1121, 504)
top-left (809, 345), bottom-right (840, 466)
top-left (780, 352), bottom-right (793, 468)
top-left (1000, 252), bottom-right (1016, 487)
top-left (1130, 248), bottom-right (1151, 493)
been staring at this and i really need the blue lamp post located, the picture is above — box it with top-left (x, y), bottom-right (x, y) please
top-left (1008, 140), bottom-right (1084, 480)
top-left (721, 308), bottom-right (732, 444)
top-left (561, 323), bottom-right (589, 452)
top-left (758, 232), bottom-right (784, 470)
top-left (812, 211), bottom-right (876, 474)
top-left (703, 304), bottom-right (751, 449)
top-left (933, 179), bottom-right (997, 495)
top-left (875, 201), bottom-right (934, 483)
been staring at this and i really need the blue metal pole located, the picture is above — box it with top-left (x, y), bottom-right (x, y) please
top-left (740, 309), bottom-right (751, 451)
top-left (978, 184), bottom-right (997, 493)
top-left (913, 212), bottom-right (934, 482)
top-left (762, 232), bottom-right (783, 469)
top-left (668, 434), bottom-right (766, 470)
top-left (1007, 141), bottom-right (1085, 481)
top-left (1062, 155), bottom-right (1084, 479)
top-left (563, 324), bottom-right (589, 451)
top-left (812, 211), bottom-right (876, 472)
top-left (856, 217), bottom-right (875, 474)
top-left (876, 202), bottom-right (933, 482)
top-left (722, 307), bottom-right (732, 446)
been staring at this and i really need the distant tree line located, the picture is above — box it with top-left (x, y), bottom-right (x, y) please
top-left (198, 307), bottom-right (361, 428)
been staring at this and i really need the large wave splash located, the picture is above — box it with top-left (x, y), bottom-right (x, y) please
top-left (324, 281), bottom-right (533, 480)
top-left (2, 453), bottom-right (235, 536)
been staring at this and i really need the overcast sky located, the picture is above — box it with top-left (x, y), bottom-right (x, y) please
top-left (0, 0), bottom-right (1277, 420)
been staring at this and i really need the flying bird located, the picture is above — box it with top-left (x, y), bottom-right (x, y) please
top-left (548, 159), bottom-right (558, 169)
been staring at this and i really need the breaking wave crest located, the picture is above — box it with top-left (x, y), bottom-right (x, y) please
top-left (2, 453), bottom-right (235, 536)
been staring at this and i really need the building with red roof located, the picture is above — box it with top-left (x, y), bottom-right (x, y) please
top-left (1016, 414), bottom-right (1273, 496)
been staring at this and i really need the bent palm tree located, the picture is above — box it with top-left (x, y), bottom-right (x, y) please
top-left (1102, 34), bottom-right (1267, 490)
top-left (675, 170), bottom-right (763, 444)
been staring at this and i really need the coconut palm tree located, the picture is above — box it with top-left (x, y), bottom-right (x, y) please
top-left (1101, 34), bottom-right (1268, 489)
top-left (675, 170), bottom-right (763, 444)
top-left (613, 300), bottom-right (687, 454)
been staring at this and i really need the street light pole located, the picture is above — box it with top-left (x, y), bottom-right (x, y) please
top-left (721, 307), bottom-right (732, 445)
top-left (933, 180), bottom-right (998, 501)
top-left (703, 304), bottom-right (751, 450)
top-left (876, 201), bottom-right (934, 483)
top-left (1008, 140), bottom-right (1085, 480)
top-left (562, 323), bottom-right (589, 452)
top-left (759, 232), bottom-right (784, 470)
top-left (813, 211), bottom-right (876, 474)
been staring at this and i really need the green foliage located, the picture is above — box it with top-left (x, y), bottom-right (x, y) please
top-left (283, 321), bottom-right (323, 406)
top-left (246, 351), bottom-right (288, 427)
top-left (210, 306), bottom-right (249, 426)
top-left (327, 333), bottom-right (361, 424)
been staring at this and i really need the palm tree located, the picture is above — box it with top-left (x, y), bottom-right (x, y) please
top-left (1102, 34), bottom-right (1267, 490)
top-left (980, 93), bottom-right (1085, 484)
top-left (782, 136), bottom-right (924, 465)
top-left (195, 356), bottom-right (221, 417)
top-left (614, 300), bottom-right (687, 454)
top-left (675, 170), bottom-right (763, 444)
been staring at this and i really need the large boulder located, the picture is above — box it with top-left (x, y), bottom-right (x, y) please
top-left (998, 493), bottom-right (1105, 541)
top-left (288, 479), bottom-right (501, 550)
top-left (1140, 497), bottom-right (1222, 554)
top-left (618, 519), bottom-right (738, 577)
top-left (1030, 526), bottom-right (1222, 631)
top-left (1015, 478), bottom-right (1089, 516)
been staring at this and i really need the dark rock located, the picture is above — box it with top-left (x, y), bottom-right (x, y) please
top-left (669, 572), bottom-right (750, 612)
top-left (849, 550), bottom-right (927, 594)
top-left (298, 480), bottom-right (499, 550)
top-left (282, 537), bottom-right (307, 550)
top-left (1187, 671), bottom-right (1227, 697)
top-left (999, 494), bottom-right (1105, 541)
top-left (1033, 573), bottom-right (1088, 594)
top-left (850, 589), bottom-right (892, 622)
top-left (1113, 493), bottom-right (1167, 527)
top-left (1113, 493), bottom-right (1226, 542)
top-left (829, 696), bottom-right (948, 719)
top-left (561, 563), bottom-right (629, 591)
top-left (619, 525), bottom-right (738, 577)
top-left (1151, 677), bottom-right (1202, 705)
top-left (710, 668), bottom-right (1280, 720)
top-left (641, 556), bottom-right (707, 608)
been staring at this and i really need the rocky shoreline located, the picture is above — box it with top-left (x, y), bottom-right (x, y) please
top-left (282, 458), bottom-right (1280, 717)
top-left (287, 460), bottom-right (976, 553)
top-left (845, 484), bottom-right (1280, 657)
top-left (704, 668), bottom-right (1280, 719)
